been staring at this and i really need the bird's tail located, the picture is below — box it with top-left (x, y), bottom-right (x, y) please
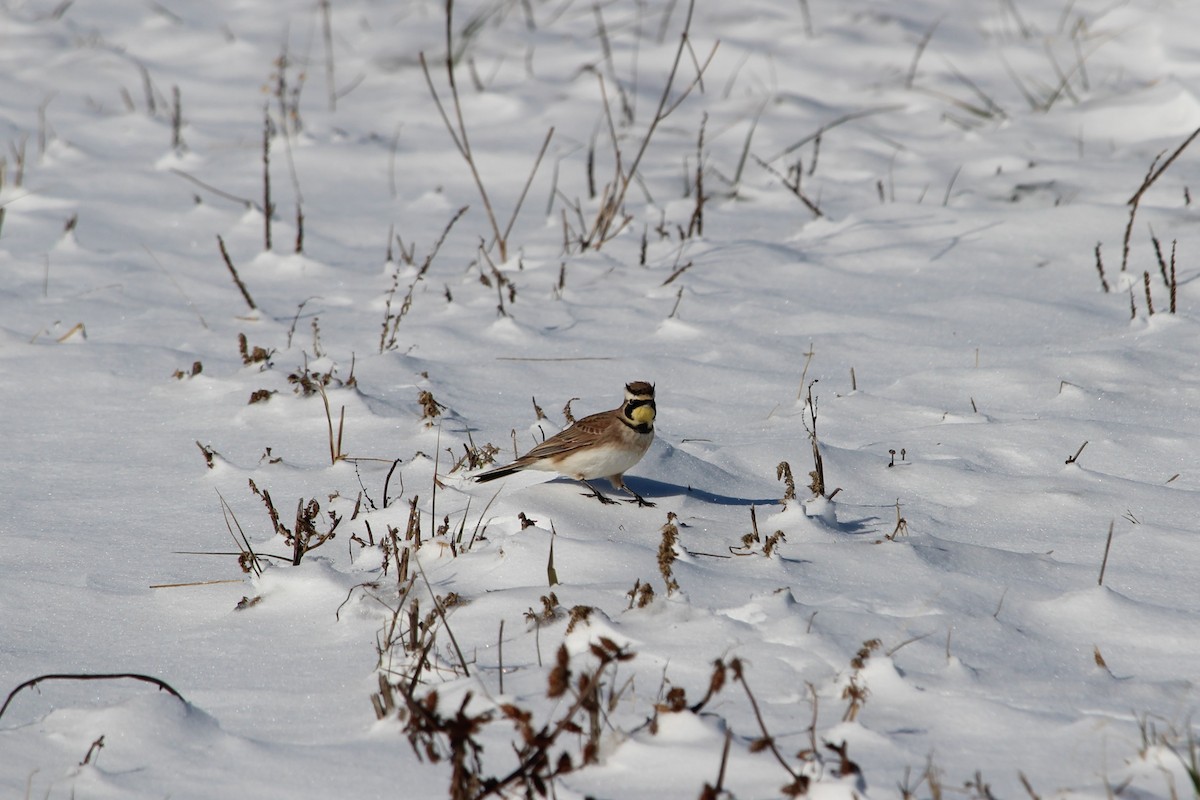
top-left (474, 463), bottom-right (522, 483)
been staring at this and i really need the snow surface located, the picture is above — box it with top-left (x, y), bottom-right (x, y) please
top-left (2, 0), bottom-right (1199, 797)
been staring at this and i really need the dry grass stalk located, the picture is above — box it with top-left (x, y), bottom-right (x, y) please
top-left (583, 0), bottom-right (717, 250)
top-left (248, 479), bottom-right (342, 566)
top-left (261, 105), bottom-right (273, 251)
top-left (418, 389), bottom-right (445, 427)
top-left (726, 658), bottom-right (811, 795)
top-left (1094, 242), bottom-right (1110, 292)
top-left (802, 381), bottom-right (830, 498)
top-left (776, 461), bottom-right (797, 502)
top-left (887, 499), bottom-right (909, 540)
top-left (217, 236), bottom-right (257, 310)
top-left (320, 0), bottom-right (336, 111)
top-left (842, 639), bottom-right (880, 722)
top-left (218, 490), bottom-right (261, 576)
top-left (547, 520), bottom-right (560, 587)
top-left (317, 382), bottom-right (346, 464)
top-left (753, 153), bottom-right (823, 217)
top-left (658, 512), bottom-right (681, 595)
top-left (384, 634), bottom-right (634, 799)
top-left (380, 206), bottom-right (468, 352)
top-left (170, 85), bottom-right (184, 153)
top-left (1098, 519), bottom-right (1114, 585)
top-left (1169, 239), bottom-right (1177, 313)
top-left (419, 0), bottom-right (553, 263)
top-left (1121, 126), bottom-right (1200, 273)
top-left (625, 579), bottom-right (655, 609)
top-left (0, 673), bottom-right (188, 722)
top-left (195, 441), bottom-right (218, 469)
top-left (237, 333), bottom-right (273, 366)
top-left (686, 112), bottom-right (708, 238)
top-left (1019, 771), bottom-right (1042, 800)
top-left (906, 18), bottom-right (942, 89)
top-left (1150, 227), bottom-right (1169, 286)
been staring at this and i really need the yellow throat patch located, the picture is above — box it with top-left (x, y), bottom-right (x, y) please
top-left (630, 404), bottom-right (655, 425)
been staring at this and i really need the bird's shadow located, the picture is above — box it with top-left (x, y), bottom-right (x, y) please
top-left (623, 476), bottom-right (778, 507)
top-left (541, 476), bottom-right (773, 507)
top-left (625, 478), bottom-right (886, 537)
top-left (541, 477), bottom-right (882, 536)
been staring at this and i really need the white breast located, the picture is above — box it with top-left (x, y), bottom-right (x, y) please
top-left (541, 436), bottom-right (652, 481)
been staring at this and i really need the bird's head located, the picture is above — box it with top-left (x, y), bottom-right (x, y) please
top-left (623, 381), bottom-right (656, 426)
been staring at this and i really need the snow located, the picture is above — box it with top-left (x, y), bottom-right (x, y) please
top-left (2, 0), bottom-right (1199, 797)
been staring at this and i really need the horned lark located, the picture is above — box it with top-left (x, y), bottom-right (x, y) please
top-left (474, 381), bottom-right (656, 506)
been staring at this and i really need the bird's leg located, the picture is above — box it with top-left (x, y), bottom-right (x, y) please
top-left (579, 479), bottom-right (619, 505)
top-left (624, 489), bottom-right (656, 508)
top-left (610, 476), bottom-right (655, 507)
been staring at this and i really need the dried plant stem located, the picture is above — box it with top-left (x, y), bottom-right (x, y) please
top-left (497, 619), bottom-right (505, 694)
top-left (906, 18), bottom-right (942, 89)
top-left (1169, 240), bottom-right (1177, 313)
top-left (1098, 520), bottom-right (1114, 586)
top-left (170, 85), bottom-right (183, 152)
top-left (1129, 126), bottom-right (1200, 208)
top-left (262, 105), bottom-right (273, 252)
top-left (771, 105), bottom-right (906, 163)
top-left (753, 154), bottom-right (822, 217)
top-left (797, 0), bottom-right (813, 37)
top-left (317, 383), bottom-right (346, 464)
top-left (1122, 126), bottom-right (1200, 272)
top-left (216, 235), bottom-right (257, 310)
top-left (803, 381), bottom-right (828, 498)
top-left (414, 556), bottom-right (470, 677)
top-left (379, 205), bottom-right (468, 352)
top-left (1150, 226), bottom-right (1169, 286)
top-left (169, 168), bottom-right (254, 208)
top-left (320, 0), bottom-right (336, 111)
top-left (585, 0), bottom-right (717, 249)
top-left (730, 659), bottom-right (803, 783)
top-left (686, 112), bottom-right (707, 238)
top-left (1, 674), bottom-right (187, 720)
top-left (501, 127), bottom-right (555, 248)
top-left (1094, 242), bottom-right (1110, 292)
top-left (218, 489), bottom-right (262, 576)
top-left (419, 0), bottom-right (554, 263)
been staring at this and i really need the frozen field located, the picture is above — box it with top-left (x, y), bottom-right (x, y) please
top-left (1, 0), bottom-right (1198, 797)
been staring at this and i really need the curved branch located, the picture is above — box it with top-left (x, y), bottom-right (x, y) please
top-left (0, 673), bottom-right (189, 721)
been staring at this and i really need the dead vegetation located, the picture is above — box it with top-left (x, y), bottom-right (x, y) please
top-left (165, 4), bottom-right (1198, 799)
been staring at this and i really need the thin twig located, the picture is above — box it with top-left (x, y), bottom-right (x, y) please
top-left (216, 235), bottom-right (257, 310)
top-left (1121, 126), bottom-right (1200, 273)
top-left (1129, 126), bottom-right (1200, 206)
top-left (1, 674), bottom-right (188, 720)
top-left (730, 659), bottom-right (801, 781)
top-left (906, 18), bottom-right (942, 89)
top-left (150, 579), bottom-right (245, 589)
top-left (320, 0), bottom-right (336, 111)
top-left (585, 0), bottom-right (718, 248)
top-left (414, 556), bottom-right (470, 677)
top-left (262, 104), bottom-right (273, 251)
top-left (1098, 520), bottom-right (1114, 586)
top-left (169, 168), bottom-right (254, 208)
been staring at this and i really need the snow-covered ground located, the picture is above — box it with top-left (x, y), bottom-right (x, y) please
top-left (2, 0), bottom-right (1199, 797)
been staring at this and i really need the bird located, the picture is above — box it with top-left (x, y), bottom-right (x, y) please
top-left (474, 381), bottom-right (657, 506)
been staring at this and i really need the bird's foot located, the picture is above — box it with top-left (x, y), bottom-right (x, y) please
top-left (580, 481), bottom-right (619, 505)
top-left (625, 494), bottom-right (656, 508)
